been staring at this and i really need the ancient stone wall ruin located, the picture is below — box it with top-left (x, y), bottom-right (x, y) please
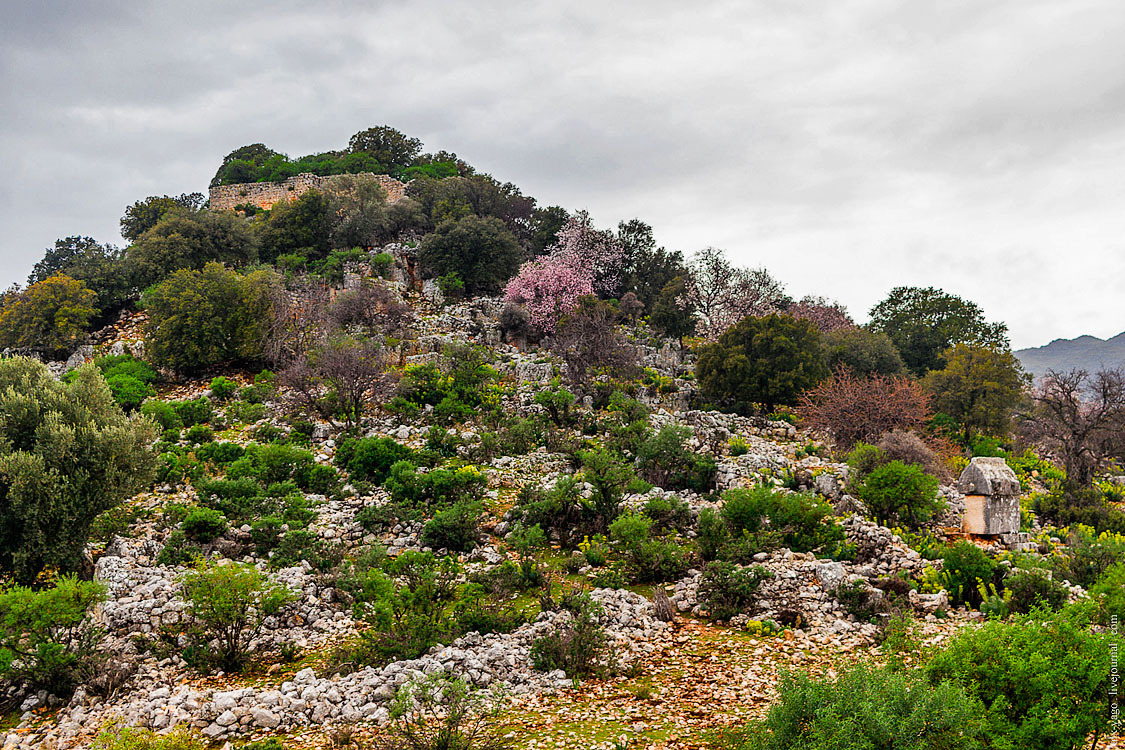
top-left (208, 172), bottom-right (406, 211)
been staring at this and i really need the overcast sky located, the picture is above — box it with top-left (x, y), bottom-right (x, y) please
top-left (3, 0), bottom-right (1123, 349)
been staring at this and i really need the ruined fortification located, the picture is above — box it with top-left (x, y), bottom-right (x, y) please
top-left (208, 172), bottom-right (406, 211)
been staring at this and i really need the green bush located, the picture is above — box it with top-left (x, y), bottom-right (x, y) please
top-left (727, 663), bottom-right (985, 750)
top-left (534, 381), bottom-right (576, 426)
top-left (385, 461), bottom-right (487, 508)
top-left (141, 400), bottom-right (184, 433)
top-left (1090, 562), bottom-right (1125, 626)
top-left (0, 576), bottom-right (106, 694)
top-left (0, 358), bottom-right (157, 584)
top-left (173, 397), bottom-right (212, 427)
top-left (697, 561), bottom-right (771, 620)
top-left (940, 541), bottom-right (997, 608)
top-left (180, 507), bottom-right (227, 543)
top-left (142, 262), bottom-right (276, 375)
top-left (270, 530), bottom-right (341, 571)
top-left (180, 561), bottom-right (295, 671)
top-left (421, 501), bottom-right (482, 552)
top-left (80, 355), bottom-right (158, 410)
top-left (845, 442), bottom-right (885, 481)
top-left (183, 424), bottom-right (214, 444)
top-left (0, 274), bottom-right (97, 358)
top-left (385, 673), bottom-right (510, 750)
top-left (209, 376), bottom-right (238, 401)
top-left (336, 436), bottom-right (414, 484)
top-left (695, 313), bottom-right (827, 415)
top-left (608, 513), bottom-right (688, 583)
top-left (417, 215), bottom-right (523, 296)
top-left (926, 607), bottom-right (1111, 750)
top-left (194, 441), bottom-right (244, 465)
top-left (856, 460), bottom-right (942, 528)
top-left (718, 487), bottom-right (844, 555)
top-left (578, 446), bottom-right (636, 527)
top-left (637, 424), bottom-right (717, 493)
top-left (1003, 568), bottom-right (1068, 614)
top-left (1049, 525), bottom-right (1125, 587)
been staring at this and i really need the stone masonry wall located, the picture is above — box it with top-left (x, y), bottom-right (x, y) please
top-left (209, 172), bottom-right (406, 211)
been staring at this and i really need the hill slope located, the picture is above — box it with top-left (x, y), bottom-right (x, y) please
top-left (1015, 331), bottom-right (1125, 380)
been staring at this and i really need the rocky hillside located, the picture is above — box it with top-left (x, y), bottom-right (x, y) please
top-left (0, 246), bottom-right (1121, 750)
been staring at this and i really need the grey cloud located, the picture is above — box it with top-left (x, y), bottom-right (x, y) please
top-left (2, 0), bottom-right (1123, 349)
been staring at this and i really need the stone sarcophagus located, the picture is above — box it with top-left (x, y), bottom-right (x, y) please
top-left (958, 457), bottom-right (1020, 535)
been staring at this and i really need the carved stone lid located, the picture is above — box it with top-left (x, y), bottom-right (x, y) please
top-left (958, 456), bottom-right (1020, 498)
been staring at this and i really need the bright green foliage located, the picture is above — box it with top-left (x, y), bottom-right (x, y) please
top-left (0, 274), bottom-right (98, 357)
top-left (180, 560), bottom-right (295, 671)
top-left (143, 263), bottom-right (277, 375)
top-left (636, 424), bottom-right (717, 493)
top-left (385, 461), bottom-right (487, 509)
top-left (256, 189), bottom-right (334, 263)
top-left (923, 343), bottom-right (1028, 445)
top-left (608, 512), bottom-right (688, 583)
top-left (334, 436), bottom-right (414, 484)
top-left (940, 542), bottom-right (998, 608)
top-left (1048, 525), bottom-right (1125, 587)
top-left (856, 460), bottom-right (942, 529)
top-left (209, 376), bottom-right (238, 401)
top-left (868, 286), bottom-right (1009, 376)
top-left (697, 561), bottom-right (771, 620)
top-left (0, 576), bottom-right (105, 693)
top-left (418, 215), bottom-right (523, 296)
top-left (696, 313), bottom-right (827, 414)
top-left (336, 550), bottom-right (459, 666)
top-left (716, 486), bottom-right (844, 556)
top-left (0, 358), bottom-right (157, 583)
top-left (845, 442), bottom-right (885, 481)
top-left (227, 442), bottom-right (324, 492)
top-left (1090, 562), bottom-right (1125, 626)
top-left (66, 354), bottom-right (157, 410)
top-left (926, 607), bottom-right (1111, 750)
top-left (728, 663), bottom-right (985, 750)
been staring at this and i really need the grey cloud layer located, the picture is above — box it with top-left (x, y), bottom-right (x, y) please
top-left (2, 0), bottom-right (1123, 348)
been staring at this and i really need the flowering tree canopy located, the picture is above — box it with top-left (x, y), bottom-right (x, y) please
top-left (504, 211), bottom-right (622, 333)
top-left (788, 295), bottom-right (855, 333)
top-left (682, 247), bottom-right (789, 340)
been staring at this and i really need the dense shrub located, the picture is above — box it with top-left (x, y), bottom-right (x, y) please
top-left (76, 355), bottom-right (157, 410)
top-left (91, 725), bottom-right (208, 750)
top-left (128, 209), bottom-right (257, 288)
top-left (855, 460), bottom-right (942, 529)
top-left (0, 358), bottom-right (157, 583)
top-left (385, 462), bottom-right (487, 509)
top-left (607, 513), bottom-right (688, 583)
top-left (697, 561), bottom-right (771, 620)
top-left (1003, 568), bottom-right (1068, 614)
top-left (143, 263), bottom-right (277, 375)
top-left (637, 424), bottom-right (717, 493)
top-left (696, 313), bottom-right (827, 414)
top-left (418, 215), bottom-right (523, 296)
top-left (181, 561), bottom-right (295, 671)
top-left (29, 236), bottom-right (135, 323)
top-left (180, 507), bottom-right (227, 543)
top-left (715, 487), bottom-right (844, 556)
top-left (208, 376), bottom-right (238, 400)
top-left (821, 325), bottom-right (906, 377)
top-left (940, 541), bottom-right (998, 608)
top-left (578, 446), bottom-right (636, 527)
top-left (335, 437), bottom-right (414, 484)
top-left (0, 274), bottom-right (98, 357)
top-left (421, 502), bottom-right (482, 552)
top-left (726, 663), bottom-right (985, 750)
top-left (0, 576), bottom-right (106, 694)
top-left (926, 607), bottom-right (1111, 750)
top-left (1090, 562), bottom-right (1125, 626)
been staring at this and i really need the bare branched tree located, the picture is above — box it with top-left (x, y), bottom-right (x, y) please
top-left (1017, 368), bottom-right (1125, 491)
top-left (682, 247), bottom-right (789, 339)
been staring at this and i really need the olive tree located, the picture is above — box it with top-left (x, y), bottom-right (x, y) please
top-left (0, 358), bottom-right (156, 583)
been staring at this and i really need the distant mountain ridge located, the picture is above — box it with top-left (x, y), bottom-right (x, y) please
top-left (1015, 331), bottom-right (1125, 381)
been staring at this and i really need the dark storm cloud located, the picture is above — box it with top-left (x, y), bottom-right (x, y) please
top-left (2, 0), bottom-right (1123, 348)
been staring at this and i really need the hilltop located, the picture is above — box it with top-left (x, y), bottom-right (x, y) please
top-left (1015, 331), bottom-right (1125, 381)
